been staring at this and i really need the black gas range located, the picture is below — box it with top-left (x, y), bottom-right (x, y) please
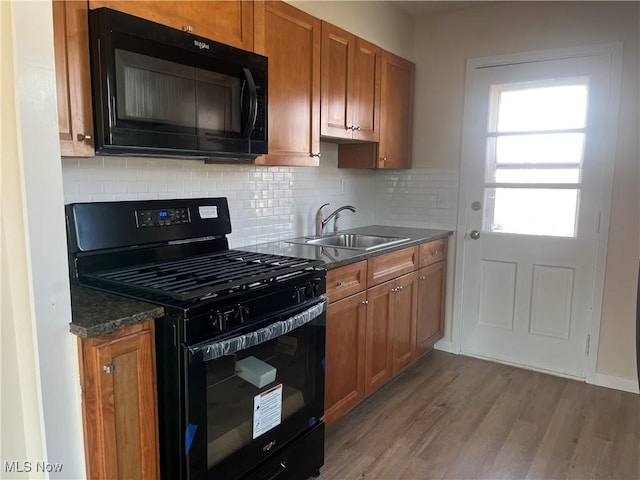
top-left (66, 198), bottom-right (327, 480)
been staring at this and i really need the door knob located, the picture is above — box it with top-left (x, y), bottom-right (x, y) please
top-left (470, 230), bottom-right (481, 240)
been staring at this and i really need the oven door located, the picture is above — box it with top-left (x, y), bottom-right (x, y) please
top-left (185, 299), bottom-right (326, 480)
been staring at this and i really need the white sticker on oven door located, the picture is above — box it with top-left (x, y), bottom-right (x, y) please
top-left (252, 384), bottom-right (283, 439)
top-left (198, 206), bottom-right (218, 219)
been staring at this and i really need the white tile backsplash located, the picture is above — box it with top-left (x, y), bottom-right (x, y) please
top-left (374, 168), bottom-right (459, 230)
top-left (62, 145), bottom-right (459, 247)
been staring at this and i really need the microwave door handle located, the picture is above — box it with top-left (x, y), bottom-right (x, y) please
top-left (241, 67), bottom-right (258, 138)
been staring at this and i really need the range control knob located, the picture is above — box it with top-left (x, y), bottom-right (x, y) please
top-left (291, 286), bottom-right (306, 304)
top-left (305, 282), bottom-right (319, 299)
top-left (235, 306), bottom-right (250, 324)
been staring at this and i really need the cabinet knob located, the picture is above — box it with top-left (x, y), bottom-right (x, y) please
top-left (397, 285), bottom-right (403, 291)
top-left (337, 281), bottom-right (346, 287)
top-left (183, 25), bottom-right (193, 32)
top-left (77, 133), bottom-right (92, 142)
top-left (380, 156), bottom-right (387, 163)
top-left (310, 152), bottom-right (321, 158)
top-left (362, 300), bottom-right (369, 305)
top-left (433, 250), bottom-right (439, 255)
top-left (103, 364), bottom-right (115, 374)
top-left (391, 287), bottom-right (397, 293)
top-left (420, 276), bottom-right (426, 280)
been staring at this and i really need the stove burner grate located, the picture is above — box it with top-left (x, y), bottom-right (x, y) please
top-left (83, 250), bottom-right (322, 302)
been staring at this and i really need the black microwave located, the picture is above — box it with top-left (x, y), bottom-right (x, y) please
top-left (88, 8), bottom-right (268, 160)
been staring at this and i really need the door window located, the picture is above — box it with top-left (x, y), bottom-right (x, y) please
top-left (483, 79), bottom-right (589, 237)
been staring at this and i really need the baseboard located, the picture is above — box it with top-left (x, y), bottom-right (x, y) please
top-left (434, 339), bottom-right (457, 354)
top-left (594, 373), bottom-right (639, 394)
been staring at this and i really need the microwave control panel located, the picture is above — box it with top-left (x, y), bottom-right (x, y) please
top-left (136, 208), bottom-right (191, 228)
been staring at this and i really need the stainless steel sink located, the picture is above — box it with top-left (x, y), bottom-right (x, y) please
top-left (286, 233), bottom-right (410, 251)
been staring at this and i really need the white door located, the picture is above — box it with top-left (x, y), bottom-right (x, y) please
top-left (459, 51), bottom-right (619, 379)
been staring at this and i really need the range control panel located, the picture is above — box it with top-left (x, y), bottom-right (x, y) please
top-left (135, 208), bottom-right (191, 228)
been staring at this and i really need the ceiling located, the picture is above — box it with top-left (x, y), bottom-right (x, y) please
top-left (392, 1), bottom-right (494, 16)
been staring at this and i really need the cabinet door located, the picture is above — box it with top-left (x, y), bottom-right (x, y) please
top-left (89, 1), bottom-right (254, 50)
top-left (365, 281), bottom-right (394, 395)
top-left (324, 292), bottom-right (367, 423)
top-left (378, 51), bottom-right (415, 169)
top-left (391, 272), bottom-right (418, 373)
top-left (320, 22), bottom-right (354, 139)
top-left (53, 0), bottom-right (94, 157)
top-left (416, 261), bottom-right (447, 356)
top-left (80, 322), bottom-right (159, 480)
top-left (254, 1), bottom-right (321, 166)
top-left (350, 37), bottom-right (381, 142)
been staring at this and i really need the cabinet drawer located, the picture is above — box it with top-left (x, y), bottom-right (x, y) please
top-left (419, 239), bottom-right (447, 268)
top-left (367, 246), bottom-right (417, 287)
top-left (326, 261), bottom-right (367, 303)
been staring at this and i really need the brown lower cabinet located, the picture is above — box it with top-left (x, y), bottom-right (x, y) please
top-left (416, 260), bottom-right (447, 356)
top-left (324, 292), bottom-right (367, 423)
top-left (78, 320), bottom-right (159, 480)
top-left (324, 240), bottom-right (447, 424)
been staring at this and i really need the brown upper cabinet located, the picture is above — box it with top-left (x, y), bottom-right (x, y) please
top-left (338, 51), bottom-right (415, 169)
top-left (253, 1), bottom-right (321, 166)
top-left (88, 0), bottom-right (254, 51)
top-left (53, 0), bottom-right (94, 157)
top-left (320, 22), bottom-right (381, 142)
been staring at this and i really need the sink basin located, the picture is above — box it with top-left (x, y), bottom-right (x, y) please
top-left (286, 233), bottom-right (410, 251)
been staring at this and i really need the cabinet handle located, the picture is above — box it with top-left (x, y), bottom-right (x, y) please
top-left (362, 300), bottom-right (369, 305)
top-left (433, 250), bottom-right (439, 255)
top-left (103, 364), bottom-right (115, 374)
top-left (310, 152), bottom-right (322, 158)
top-left (397, 285), bottom-right (403, 291)
top-left (346, 125), bottom-right (354, 131)
top-left (380, 156), bottom-right (387, 162)
top-left (337, 281), bottom-right (346, 287)
top-left (420, 276), bottom-right (426, 280)
top-left (182, 25), bottom-right (193, 32)
top-left (354, 126), bottom-right (361, 131)
top-left (391, 287), bottom-right (397, 293)
top-left (77, 133), bottom-right (92, 142)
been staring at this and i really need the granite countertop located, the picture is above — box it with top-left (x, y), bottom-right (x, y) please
top-left (70, 284), bottom-right (164, 338)
top-left (239, 225), bottom-right (453, 269)
top-left (69, 225), bottom-right (452, 338)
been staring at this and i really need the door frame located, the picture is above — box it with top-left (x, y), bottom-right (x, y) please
top-left (452, 43), bottom-right (623, 384)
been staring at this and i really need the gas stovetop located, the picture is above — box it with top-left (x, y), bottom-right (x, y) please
top-left (82, 250), bottom-right (322, 302)
top-left (66, 198), bottom-right (324, 309)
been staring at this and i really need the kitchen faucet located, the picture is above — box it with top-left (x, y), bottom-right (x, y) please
top-left (315, 203), bottom-right (357, 236)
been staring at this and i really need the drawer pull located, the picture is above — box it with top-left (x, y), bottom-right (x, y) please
top-left (337, 281), bottom-right (346, 287)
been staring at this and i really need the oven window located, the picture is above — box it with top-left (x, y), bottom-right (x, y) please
top-left (114, 49), bottom-right (242, 135)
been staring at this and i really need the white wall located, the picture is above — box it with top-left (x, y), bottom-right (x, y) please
top-left (412, 1), bottom-right (640, 385)
top-left (287, 0), bottom-right (414, 59)
top-left (1, 2), bottom-right (46, 477)
top-left (2, 1), bottom-right (85, 478)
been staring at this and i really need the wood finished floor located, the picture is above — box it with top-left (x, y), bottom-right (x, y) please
top-left (320, 351), bottom-right (640, 480)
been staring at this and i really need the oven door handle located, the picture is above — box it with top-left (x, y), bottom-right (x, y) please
top-left (188, 298), bottom-right (327, 362)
